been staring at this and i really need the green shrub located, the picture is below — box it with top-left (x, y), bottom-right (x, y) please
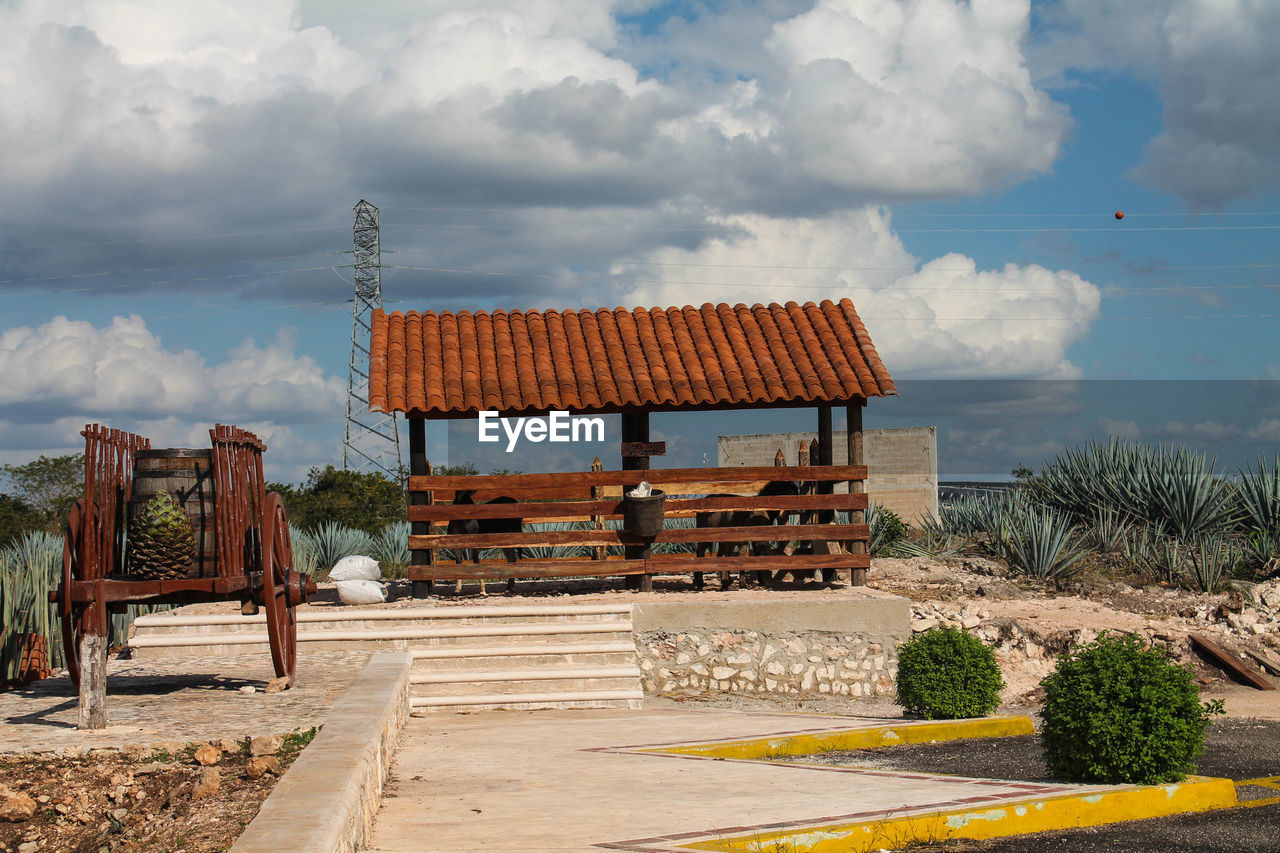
top-left (895, 628), bottom-right (1004, 720)
top-left (1040, 633), bottom-right (1219, 784)
top-left (868, 503), bottom-right (909, 556)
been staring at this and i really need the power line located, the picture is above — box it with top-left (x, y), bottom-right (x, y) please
top-left (380, 265), bottom-right (1278, 294)
top-left (0, 251), bottom-right (346, 285)
top-left (386, 248), bottom-right (1280, 273)
top-left (382, 205), bottom-right (1280, 218)
top-left (0, 264), bottom-right (355, 296)
top-left (0, 224), bottom-right (348, 253)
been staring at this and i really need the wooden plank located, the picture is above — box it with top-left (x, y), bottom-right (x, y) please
top-left (621, 441), bottom-right (666, 456)
top-left (409, 554), bottom-right (871, 579)
top-left (1242, 646), bottom-right (1280, 677)
top-left (407, 492), bottom-right (871, 522)
top-left (418, 486), bottom-right (594, 503)
top-left (409, 523), bottom-right (869, 551)
top-left (68, 577), bottom-right (250, 601)
top-left (1190, 633), bottom-right (1276, 691)
top-left (410, 559), bottom-right (647, 580)
top-left (648, 553), bottom-right (871, 571)
top-left (408, 464), bottom-right (868, 492)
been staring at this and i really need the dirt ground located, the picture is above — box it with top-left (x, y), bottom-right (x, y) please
top-left (0, 733), bottom-right (313, 853)
top-left (6, 552), bottom-right (1277, 851)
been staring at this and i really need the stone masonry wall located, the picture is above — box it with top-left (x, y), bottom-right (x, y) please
top-left (636, 630), bottom-right (898, 700)
top-left (718, 426), bottom-right (938, 522)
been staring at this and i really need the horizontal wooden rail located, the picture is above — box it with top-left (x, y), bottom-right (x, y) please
top-left (408, 492), bottom-right (869, 522)
top-left (410, 523), bottom-right (868, 551)
top-left (408, 552), bottom-right (870, 581)
top-left (408, 464), bottom-right (867, 493)
top-left (411, 559), bottom-right (648, 580)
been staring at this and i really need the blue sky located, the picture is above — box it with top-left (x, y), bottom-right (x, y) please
top-left (1, 0), bottom-right (1277, 482)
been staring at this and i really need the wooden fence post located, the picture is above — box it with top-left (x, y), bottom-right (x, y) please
top-left (591, 456), bottom-right (605, 561)
top-left (847, 400), bottom-right (867, 586)
top-left (409, 418), bottom-right (433, 598)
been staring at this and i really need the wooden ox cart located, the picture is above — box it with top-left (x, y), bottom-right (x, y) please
top-left (53, 424), bottom-right (316, 727)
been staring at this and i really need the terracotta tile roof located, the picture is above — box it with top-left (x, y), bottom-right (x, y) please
top-left (369, 299), bottom-right (895, 417)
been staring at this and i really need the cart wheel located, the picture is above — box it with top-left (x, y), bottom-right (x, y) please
top-left (260, 492), bottom-right (298, 685)
top-left (60, 501), bottom-right (86, 689)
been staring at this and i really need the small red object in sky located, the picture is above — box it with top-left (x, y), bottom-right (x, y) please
top-left (1114, 211), bottom-right (1125, 220)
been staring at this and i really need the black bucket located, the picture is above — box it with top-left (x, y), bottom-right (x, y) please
top-left (622, 490), bottom-right (666, 538)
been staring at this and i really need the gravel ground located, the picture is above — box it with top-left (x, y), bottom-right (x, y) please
top-left (791, 719), bottom-right (1280, 853)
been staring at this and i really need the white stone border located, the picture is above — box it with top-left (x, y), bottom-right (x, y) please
top-left (230, 650), bottom-right (412, 853)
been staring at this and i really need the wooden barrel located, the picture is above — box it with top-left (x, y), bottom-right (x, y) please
top-left (130, 449), bottom-right (217, 578)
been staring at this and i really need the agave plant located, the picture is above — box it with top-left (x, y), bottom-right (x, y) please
top-left (1186, 533), bottom-right (1241, 593)
top-left (288, 524), bottom-right (321, 576)
top-left (1003, 506), bottom-right (1088, 582)
top-left (371, 521), bottom-right (411, 577)
top-left (1087, 506), bottom-right (1131, 553)
top-left (1236, 457), bottom-right (1280, 534)
top-left (1, 530), bottom-right (65, 680)
top-left (309, 521), bottom-right (375, 574)
top-left (1121, 522), bottom-right (1186, 584)
top-left (1147, 447), bottom-right (1237, 539)
top-left (1030, 440), bottom-right (1238, 539)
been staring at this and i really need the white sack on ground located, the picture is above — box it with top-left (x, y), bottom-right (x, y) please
top-left (329, 554), bottom-right (381, 581)
top-left (335, 579), bottom-right (387, 605)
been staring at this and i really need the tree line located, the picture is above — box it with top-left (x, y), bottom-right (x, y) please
top-left (0, 454), bottom-right (500, 546)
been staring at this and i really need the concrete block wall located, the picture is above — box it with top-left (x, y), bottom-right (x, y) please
top-left (632, 599), bottom-right (911, 701)
top-left (718, 426), bottom-right (938, 522)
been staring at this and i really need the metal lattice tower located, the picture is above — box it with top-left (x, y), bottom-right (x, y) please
top-left (343, 200), bottom-right (402, 478)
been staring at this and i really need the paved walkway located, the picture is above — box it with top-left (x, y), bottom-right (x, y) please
top-left (368, 709), bottom-right (1086, 853)
top-left (0, 650), bottom-right (369, 754)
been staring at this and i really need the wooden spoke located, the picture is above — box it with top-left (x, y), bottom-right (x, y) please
top-left (60, 501), bottom-right (86, 688)
top-left (259, 493), bottom-right (297, 685)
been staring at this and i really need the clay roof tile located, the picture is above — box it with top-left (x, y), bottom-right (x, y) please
top-left (367, 298), bottom-right (893, 415)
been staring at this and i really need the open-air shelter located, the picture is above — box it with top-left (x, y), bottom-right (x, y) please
top-left (367, 298), bottom-right (896, 596)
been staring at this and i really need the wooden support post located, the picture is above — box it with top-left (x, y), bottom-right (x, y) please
top-left (814, 405), bottom-right (836, 575)
top-left (621, 412), bottom-right (651, 591)
top-left (590, 456), bottom-right (606, 561)
top-left (78, 589), bottom-right (109, 730)
top-left (409, 418), bottom-right (434, 599)
top-left (847, 399), bottom-right (867, 586)
top-left (78, 633), bottom-right (108, 730)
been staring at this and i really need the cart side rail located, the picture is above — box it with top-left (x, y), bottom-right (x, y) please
top-left (81, 424), bottom-right (151, 580)
top-left (209, 425), bottom-right (268, 578)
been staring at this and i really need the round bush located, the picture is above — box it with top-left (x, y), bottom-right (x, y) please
top-left (1040, 633), bottom-right (1214, 784)
top-left (895, 627), bottom-right (1004, 720)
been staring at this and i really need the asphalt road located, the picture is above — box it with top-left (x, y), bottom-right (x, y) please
top-left (799, 719), bottom-right (1280, 853)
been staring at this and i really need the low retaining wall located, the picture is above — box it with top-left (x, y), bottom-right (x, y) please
top-left (230, 650), bottom-right (412, 853)
top-left (632, 598), bottom-right (911, 700)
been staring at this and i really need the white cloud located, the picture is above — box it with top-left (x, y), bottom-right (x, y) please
top-left (0, 0), bottom-right (1073, 227)
top-left (612, 208), bottom-right (1101, 378)
top-left (1032, 0), bottom-right (1280, 206)
top-left (0, 315), bottom-right (343, 420)
top-left (762, 0), bottom-right (1069, 197)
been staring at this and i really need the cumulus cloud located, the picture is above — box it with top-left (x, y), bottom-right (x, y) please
top-left (0, 315), bottom-right (345, 477)
top-left (1032, 0), bottom-right (1280, 206)
top-left (611, 208), bottom-right (1101, 378)
top-left (0, 0), bottom-right (1074, 270)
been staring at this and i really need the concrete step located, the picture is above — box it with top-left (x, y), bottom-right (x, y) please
top-left (411, 666), bottom-right (642, 697)
top-left (128, 605), bottom-right (634, 658)
top-left (410, 642), bottom-right (636, 671)
top-left (409, 688), bottom-right (644, 713)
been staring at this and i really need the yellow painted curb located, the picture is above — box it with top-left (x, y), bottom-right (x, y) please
top-left (642, 715), bottom-right (1036, 760)
top-left (681, 775), bottom-right (1239, 852)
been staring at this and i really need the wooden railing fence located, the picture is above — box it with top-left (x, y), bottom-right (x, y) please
top-left (407, 464), bottom-right (869, 585)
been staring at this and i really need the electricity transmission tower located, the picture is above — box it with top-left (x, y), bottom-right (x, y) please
top-left (343, 199), bottom-right (402, 479)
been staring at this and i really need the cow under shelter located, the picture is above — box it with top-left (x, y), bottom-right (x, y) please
top-left (366, 298), bottom-right (896, 597)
